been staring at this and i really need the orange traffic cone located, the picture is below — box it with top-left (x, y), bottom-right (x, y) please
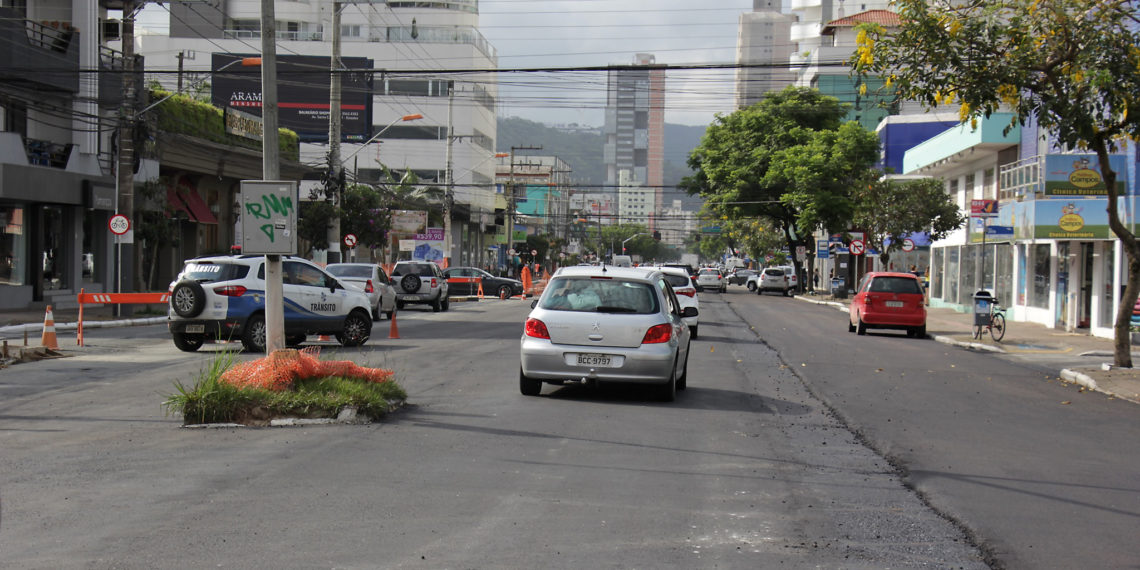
top-left (40, 305), bottom-right (59, 350)
top-left (477, 279), bottom-right (485, 299)
top-left (388, 308), bottom-right (400, 339)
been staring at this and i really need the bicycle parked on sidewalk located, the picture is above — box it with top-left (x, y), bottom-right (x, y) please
top-left (973, 302), bottom-right (1006, 341)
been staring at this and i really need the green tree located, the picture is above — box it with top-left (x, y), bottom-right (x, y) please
top-left (340, 184), bottom-right (389, 253)
top-left (854, 177), bottom-right (966, 267)
top-left (298, 200), bottom-right (337, 254)
top-left (683, 87), bottom-right (879, 280)
top-left (853, 0), bottom-right (1140, 366)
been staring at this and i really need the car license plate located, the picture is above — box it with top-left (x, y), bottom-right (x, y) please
top-left (404, 295), bottom-right (420, 301)
top-left (185, 324), bottom-right (205, 333)
top-left (885, 301), bottom-right (904, 308)
top-left (577, 353), bottom-right (613, 367)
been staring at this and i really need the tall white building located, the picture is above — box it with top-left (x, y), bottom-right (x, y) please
top-left (788, 0), bottom-right (891, 88)
top-left (136, 0), bottom-right (499, 267)
top-left (734, 0), bottom-right (796, 108)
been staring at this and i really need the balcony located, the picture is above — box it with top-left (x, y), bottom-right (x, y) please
top-left (223, 24), bottom-right (498, 61)
top-left (98, 46), bottom-right (143, 107)
top-left (0, 8), bottom-right (80, 94)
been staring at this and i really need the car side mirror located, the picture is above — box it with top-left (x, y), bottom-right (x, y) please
top-left (682, 306), bottom-right (698, 318)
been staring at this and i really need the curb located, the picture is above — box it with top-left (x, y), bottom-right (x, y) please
top-left (0, 316), bottom-right (167, 336)
top-left (1059, 368), bottom-right (1099, 393)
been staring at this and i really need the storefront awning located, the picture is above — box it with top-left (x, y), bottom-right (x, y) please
top-left (166, 187), bottom-right (218, 224)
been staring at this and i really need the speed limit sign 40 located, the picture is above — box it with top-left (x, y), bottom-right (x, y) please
top-left (108, 214), bottom-right (130, 235)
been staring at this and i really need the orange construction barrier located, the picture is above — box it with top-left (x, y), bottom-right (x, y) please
top-left (220, 346), bottom-right (394, 392)
top-left (40, 305), bottom-right (59, 350)
top-left (388, 307), bottom-right (400, 339)
top-left (77, 289), bottom-right (172, 346)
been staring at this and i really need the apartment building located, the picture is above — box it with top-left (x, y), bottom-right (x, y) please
top-left (734, 0), bottom-right (796, 109)
top-left (0, 1), bottom-right (142, 309)
top-left (136, 0), bottom-right (500, 269)
top-left (603, 53), bottom-right (665, 230)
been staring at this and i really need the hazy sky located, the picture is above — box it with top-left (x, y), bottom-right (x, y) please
top-left (137, 0), bottom-right (754, 127)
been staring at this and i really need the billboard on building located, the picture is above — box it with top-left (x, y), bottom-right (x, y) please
top-left (211, 53), bottom-right (374, 143)
top-left (1043, 154), bottom-right (1128, 197)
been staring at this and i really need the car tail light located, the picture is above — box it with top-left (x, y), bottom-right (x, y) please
top-left (642, 323), bottom-right (672, 344)
top-left (675, 288), bottom-right (695, 297)
top-left (524, 318), bottom-right (550, 339)
top-left (430, 278), bottom-right (438, 288)
top-left (364, 279), bottom-right (374, 293)
top-left (718, 275), bottom-right (723, 280)
top-left (213, 285), bottom-right (247, 297)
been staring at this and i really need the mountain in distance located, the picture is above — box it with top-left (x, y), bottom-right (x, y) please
top-left (496, 117), bottom-right (707, 211)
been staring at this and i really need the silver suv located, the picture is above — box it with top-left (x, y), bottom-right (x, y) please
top-left (391, 261), bottom-right (450, 312)
top-left (167, 255), bottom-right (374, 352)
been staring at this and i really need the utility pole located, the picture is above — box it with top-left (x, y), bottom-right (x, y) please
top-left (326, 1), bottom-right (344, 264)
top-left (443, 84), bottom-right (454, 268)
top-left (116, 0), bottom-right (138, 308)
top-left (260, 0), bottom-right (285, 352)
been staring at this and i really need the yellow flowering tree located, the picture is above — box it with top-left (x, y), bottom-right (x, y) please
top-left (854, 0), bottom-right (1140, 367)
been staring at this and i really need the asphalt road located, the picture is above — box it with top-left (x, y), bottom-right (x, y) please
top-left (729, 286), bottom-right (1140, 569)
top-left (0, 291), bottom-right (1133, 568)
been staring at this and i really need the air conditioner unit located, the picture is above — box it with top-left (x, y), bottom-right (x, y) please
top-left (101, 19), bottom-right (121, 41)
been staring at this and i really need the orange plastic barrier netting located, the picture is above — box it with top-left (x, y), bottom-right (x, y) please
top-left (220, 346), bottom-right (395, 392)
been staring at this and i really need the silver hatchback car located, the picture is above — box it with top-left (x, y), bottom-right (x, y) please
top-left (519, 266), bottom-right (697, 401)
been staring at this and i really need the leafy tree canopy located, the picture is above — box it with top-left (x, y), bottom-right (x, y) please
top-left (853, 177), bottom-right (965, 266)
top-left (853, 0), bottom-right (1140, 366)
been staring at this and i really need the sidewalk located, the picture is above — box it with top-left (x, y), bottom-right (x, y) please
top-left (794, 292), bottom-right (1140, 405)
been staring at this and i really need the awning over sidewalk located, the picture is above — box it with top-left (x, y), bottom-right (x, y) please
top-left (166, 187), bottom-right (218, 224)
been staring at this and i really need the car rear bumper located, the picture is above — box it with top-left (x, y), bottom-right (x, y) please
top-left (168, 318), bottom-right (245, 339)
top-left (859, 311), bottom-right (926, 328)
top-left (520, 337), bottom-right (676, 384)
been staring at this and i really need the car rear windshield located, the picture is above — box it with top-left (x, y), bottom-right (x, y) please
top-left (181, 262), bottom-right (249, 282)
top-left (392, 263), bottom-right (435, 276)
top-left (699, 269), bottom-right (719, 275)
top-left (870, 276), bottom-right (924, 294)
top-left (327, 265), bottom-right (371, 278)
top-left (663, 274), bottom-right (691, 288)
top-left (541, 277), bottom-right (660, 314)
top-left (764, 268), bottom-right (784, 276)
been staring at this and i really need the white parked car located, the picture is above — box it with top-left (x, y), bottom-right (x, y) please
top-left (659, 266), bottom-right (699, 339)
top-left (167, 255), bottom-right (373, 352)
top-left (326, 263), bottom-right (397, 321)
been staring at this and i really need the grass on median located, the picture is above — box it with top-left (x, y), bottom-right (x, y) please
top-left (163, 349), bottom-right (407, 426)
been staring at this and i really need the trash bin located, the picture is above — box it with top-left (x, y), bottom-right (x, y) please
top-left (973, 290), bottom-right (994, 327)
top-left (831, 277), bottom-right (846, 299)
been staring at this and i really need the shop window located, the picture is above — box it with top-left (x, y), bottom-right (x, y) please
top-left (1031, 243), bottom-right (1051, 309)
top-left (946, 246), bottom-right (959, 303)
top-left (42, 206), bottom-right (66, 291)
top-left (931, 247), bottom-right (944, 300)
top-left (82, 210), bottom-right (99, 283)
top-left (0, 206), bottom-right (27, 286)
top-left (1100, 242), bottom-right (1116, 326)
top-left (995, 243), bottom-right (1013, 308)
top-left (960, 245), bottom-right (978, 305)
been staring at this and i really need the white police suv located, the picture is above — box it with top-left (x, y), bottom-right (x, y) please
top-left (167, 255), bottom-right (374, 352)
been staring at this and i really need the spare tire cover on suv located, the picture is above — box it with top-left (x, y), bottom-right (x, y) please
top-left (171, 281), bottom-right (207, 318)
top-left (400, 274), bottom-right (422, 293)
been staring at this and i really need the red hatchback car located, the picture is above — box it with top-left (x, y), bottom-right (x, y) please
top-left (848, 272), bottom-right (927, 337)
